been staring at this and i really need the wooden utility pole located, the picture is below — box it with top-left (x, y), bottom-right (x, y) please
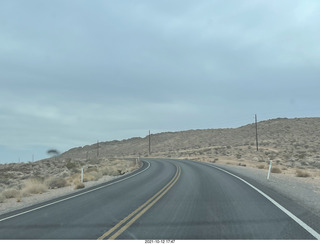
top-left (97, 140), bottom-right (99, 157)
top-left (149, 130), bottom-right (151, 155)
top-left (255, 114), bottom-right (259, 151)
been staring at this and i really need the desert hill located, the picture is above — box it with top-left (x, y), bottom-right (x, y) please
top-left (1, 117), bottom-right (320, 206)
top-left (60, 117), bottom-right (320, 170)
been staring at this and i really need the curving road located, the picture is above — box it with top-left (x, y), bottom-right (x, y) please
top-left (0, 158), bottom-right (319, 240)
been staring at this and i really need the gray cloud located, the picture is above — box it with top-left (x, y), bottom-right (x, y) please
top-left (1, 0), bottom-right (320, 162)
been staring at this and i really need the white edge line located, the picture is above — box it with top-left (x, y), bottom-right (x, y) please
top-left (0, 160), bottom-right (151, 223)
top-left (201, 162), bottom-right (320, 240)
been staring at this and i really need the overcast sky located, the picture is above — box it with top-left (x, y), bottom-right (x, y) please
top-left (1, 0), bottom-right (320, 163)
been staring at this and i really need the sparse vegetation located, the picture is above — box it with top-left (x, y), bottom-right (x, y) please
top-left (83, 171), bottom-right (102, 182)
top-left (66, 161), bottom-right (77, 170)
top-left (2, 189), bottom-right (20, 199)
top-left (74, 182), bottom-right (85, 189)
top-left (0, 157), bottom-right (140, 204)
top-left (271, 167), bottom-right (282, 174)
top-left (16, 195), bottom-right (21, 202)
top-left (45, 177), bottom-right (68, 189)
top-left (296, 170), bottom-right (311, 178)
top-left (0, 194), bottom-right (5, 203)
top-left (21, 178), bottom-right (47, 196)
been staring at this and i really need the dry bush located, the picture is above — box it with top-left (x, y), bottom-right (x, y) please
top-left (257, 164), bottom-right (265, 169)
top-left (2, 188), bottom-right (20, 199)
top-left (83, 171), bottom-right (102, 182)
top-left (91, 171), bottom-right (103, 180)
top-left (296, 170), bottom-right (311, 177)
top-left (111, 160), bottom-right (125, 166)
top-left (66, 161), bottom-right (77, 170)
top-left (100, 167), bottom-right (110, 176)
top-left (74, 181), bottom-right (85, 189)
top-left (67, 173), bottom-right (81, 185)
top-left (0, 193), bottom-right (5, 203)
top-left (271, 167), bottom-right (282, 174)
top-left (100, 159), bottom-right (140, 176)
top-left (45, 177), bottom-right (68, 189)
top-left (68, 174), bottom-right (85, 189)
top-left (16, 195), bottom-right (21, 202)
top-left (21, 178), bottom-right (47, 196)
top-left (101, 166), bottom-right (121, 176)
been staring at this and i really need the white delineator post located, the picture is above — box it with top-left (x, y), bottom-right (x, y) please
top-left (267, 160), bottom-right (273, 180)
top-left (81, 168), bottom-right (84, 183)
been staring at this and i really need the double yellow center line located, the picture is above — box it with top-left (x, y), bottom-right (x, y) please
top-left (98, 164), bottom-right (181, 240)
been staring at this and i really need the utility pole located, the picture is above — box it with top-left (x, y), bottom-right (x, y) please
top-left (149, 130), bottom-right (151, 156)
top-left (97, 140), bottom-right (99, 157)
top-left (255, 114), bottom-right (259, 151)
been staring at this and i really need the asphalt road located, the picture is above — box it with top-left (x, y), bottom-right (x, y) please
top-left (0, 158), bottom-right (319, 240)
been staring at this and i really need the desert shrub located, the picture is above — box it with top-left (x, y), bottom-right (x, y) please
top-left (68, 173), bottom-right (80, 184)
top-left (84, 171), bottom-right (102, 182)
top-left (0, 193), bottom-right (5, 203)
top-left (21, 178), bottom-right (47, 196)
top-left (91, 171), bottom-right (102, 180)
top-left (101, 167), bottom-right (110, 176)
top-left (45, 177), bottom-right (68, 189)
top-left (271, 167), bottom-right (282, 174)
top-left (101, 167), bottom-right (120, 176)
top-left (66, 161), bottom-right (77, 170)
top-left (16, 195), bottom-right (21, 202)
top-left (74, 182), bottom-right (85, 189)
top-left (86, 166), bottom-right (98, 172)
top-left (296, 152), bottom-right (306, 159)
top-left (60, 171), bottom-right (70, 178)
top-left (296, 170), bottom-right (311, 178)
top-left (2, 188), bottom-right (20, 199)
top-left (257, 164), bottom-right (265, 169)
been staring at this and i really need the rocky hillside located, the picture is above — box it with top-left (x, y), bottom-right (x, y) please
top-left (1, 117), bottom-right (319, 204)
top-left (61, 117), bottom-right (320, 170)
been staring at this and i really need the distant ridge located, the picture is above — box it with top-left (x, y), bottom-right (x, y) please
top-left (60, 117), bottom-right (320, 169)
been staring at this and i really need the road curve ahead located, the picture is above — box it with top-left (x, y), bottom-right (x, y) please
top-left (0, 158), bottom-right (319, 240)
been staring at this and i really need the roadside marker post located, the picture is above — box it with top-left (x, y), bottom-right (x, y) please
top-left (267, 160), bottom-right (272, 180)
top-left (81, 168), bottom-right (84, 183)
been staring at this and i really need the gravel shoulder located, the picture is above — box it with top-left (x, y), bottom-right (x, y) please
top-left (210, 161), bottom-right (320, 218)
